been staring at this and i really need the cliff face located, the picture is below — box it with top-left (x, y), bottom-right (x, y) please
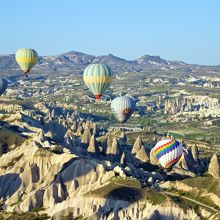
top-left (0, 140), bottom-right (111, 209)
top-left (51, 197), bottom-right (200, 220)
top-left (164, 95), bottom-right (220, 116)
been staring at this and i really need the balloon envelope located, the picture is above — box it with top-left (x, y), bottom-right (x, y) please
top-left (111, 96), bottom-right (136, 123)
top-left (83, 63), bottom-right (113, 100)
top-left (15, 48), bottom-right (38, 76)
top-left (0, 77), bottom-right (8, 95)
top-left (153, 139), bottom-right (183, 169)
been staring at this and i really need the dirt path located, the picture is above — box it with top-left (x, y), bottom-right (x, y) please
top-left (162, 191), bottom-right (219, 213)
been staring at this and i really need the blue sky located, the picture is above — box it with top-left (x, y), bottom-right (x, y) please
top-left (0, 0), bottom-right (219, 65)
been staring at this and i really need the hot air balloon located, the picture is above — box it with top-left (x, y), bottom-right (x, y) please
top-left (15, 48), bottom-right (38, 77)
top-left (111, 96), bottom-right (136, 123)
top-left (0, 77), bottom-right (8, 96)
top-left (153, 139), bottom-right (183, 169)
top-left (83, 63), bottom-right (113, 101)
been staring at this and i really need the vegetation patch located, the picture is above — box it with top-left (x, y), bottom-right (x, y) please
top-left (34, 148), bottom-right (54, 158)
top-left (0, 128), bottom-right (27, 151)
top-left (0, 211), bottom-right (49, 220)
top-left (181, 176), bottom-right (220, 197)
top-left (87, 176), bottom-right (166, 205)
top-left (1, 153), bottom-right (24, 169)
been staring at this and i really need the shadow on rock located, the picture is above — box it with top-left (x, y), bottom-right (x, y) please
top-left (147, 210), bottom-right (167, 220)
top-left (0, 173), bottom-right (22, 199)
top-left (94, 186), bottom-right (143, 219)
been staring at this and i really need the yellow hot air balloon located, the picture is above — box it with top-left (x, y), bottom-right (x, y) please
top-left (83, 63), bottom-right (113, 101)
top-left (15, 48), bottom-right (38, 77)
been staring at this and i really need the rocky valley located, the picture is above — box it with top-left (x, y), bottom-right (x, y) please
top-left (0, 51), bottom-right (220, 219)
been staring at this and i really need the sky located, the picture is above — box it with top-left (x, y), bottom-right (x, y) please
top-left (0, 0), bottom-right (219, 65)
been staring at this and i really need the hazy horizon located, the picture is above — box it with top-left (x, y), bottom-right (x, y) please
top-left (1, 49), bottom-right (219, 67)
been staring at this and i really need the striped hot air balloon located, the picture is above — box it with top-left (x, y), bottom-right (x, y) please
top-left (153, 139), bottom-right (183, 169)
top-left (0, 77), bottom-right (8, 95)
top-left (111, 96), bottom-right (136, 123)
top-left (15, 48), bottom-right (38, 77)
top-left (83, 63), bottom-right (113, 101)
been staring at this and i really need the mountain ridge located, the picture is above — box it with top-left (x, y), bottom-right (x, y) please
top-left (0, 50), bottom-right (219, 79)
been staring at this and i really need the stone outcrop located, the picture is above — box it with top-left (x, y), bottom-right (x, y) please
top-left (208, 153), bottom-right (220, 178)
top-left (164, 95), bottom-right (220, 118)
top-left (135, 146), bottom-right (149, 163)
top-left (106, 137), bottom-right (121, 161)
top-left (75, 125), bottom-right (83, 136)
top-left (191, 145), bottom-right (199, 162)
top-left (177, 149), bottom-right (194, 171)
top-left (131, 136), bottom-right (144, 154)
top-left (70, 121), bottom-right (77, 132)
top-left (150, 147), bottom-right (159, 165)
top-left (118, 131), bottom-right (127, 147)
top-left (120, 152), bottom-right (126, 165)
top-left (46, 120), bottom-right (67, 142)
top-left (38, 130), bottom-right (45, 142)
top-left (178, 152), bottom-right (191, 171)
top-left (106, 136), bottom-right (112, 149)
top-left (64, 131), bottom-right (76, 150)
top-left (81, 128), bottom-right (91, 148)
top-left (176, 147), bottom-right (205, 174)
top-left (87, 134), bottom-right (98, 154)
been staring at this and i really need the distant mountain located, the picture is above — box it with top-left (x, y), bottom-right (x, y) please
top-left (40, 51), bottom-right (95, 66)
top-left (0, 54), bottom-right (18, 70)
top-left (0, 50), bottom-right (219, 79)
top-left (93, 54), bottom-right (142, 72)
top-left (136, 55), bottom-right (168, 65)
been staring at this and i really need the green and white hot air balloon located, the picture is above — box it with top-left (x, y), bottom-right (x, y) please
top-left (83, 63), bottom-right (113, 101)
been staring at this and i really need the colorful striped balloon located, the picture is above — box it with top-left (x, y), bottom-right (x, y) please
top-left (83, 63), bottom-right (113, 101)
top-left (0, 77), bottom-right (8, 95)
top-left (15, 48), bottom-right (38, 77)
top-left (111, 96), bottom-right (136, 123)
top-left (153, 139), bottom-right (183, 169)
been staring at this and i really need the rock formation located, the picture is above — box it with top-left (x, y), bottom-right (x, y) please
top-left (178, 152), bottom-right (190, 171)
top-left (120, 152), bottom-right (126, 165)
top-left (70, 121), bottom-right (77, 132)
top-left (34, 130), bottom-right (46, 145)
top-left (208, 153), bottom-right (220, 178)
top-left (0, 102), bottom-right (216, 220)
top-left (38, 130), bottom-right (45, 142)
top-left (64, 131), bottom-right (76, 150)
top-left (131, 136), bottom-right (144, 154)
top-left (135, 146), bottom-right (149, 163)
top-left (118, 131), bottom-right (127, 147)
top-left (81, 127), bottom-right (91, 148)
top-left (102, 136), bottom-right (112, 154)
top-left (106, 137), bottom-right (121, 161)
top-left (150, 148), bottom-right (159, 165)
top-left (75, 125), bottom-right (83, 136)
top-left (87, 134), bottom-right (98, 154)
top-left (191, 145), bottom-right (200, 162)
